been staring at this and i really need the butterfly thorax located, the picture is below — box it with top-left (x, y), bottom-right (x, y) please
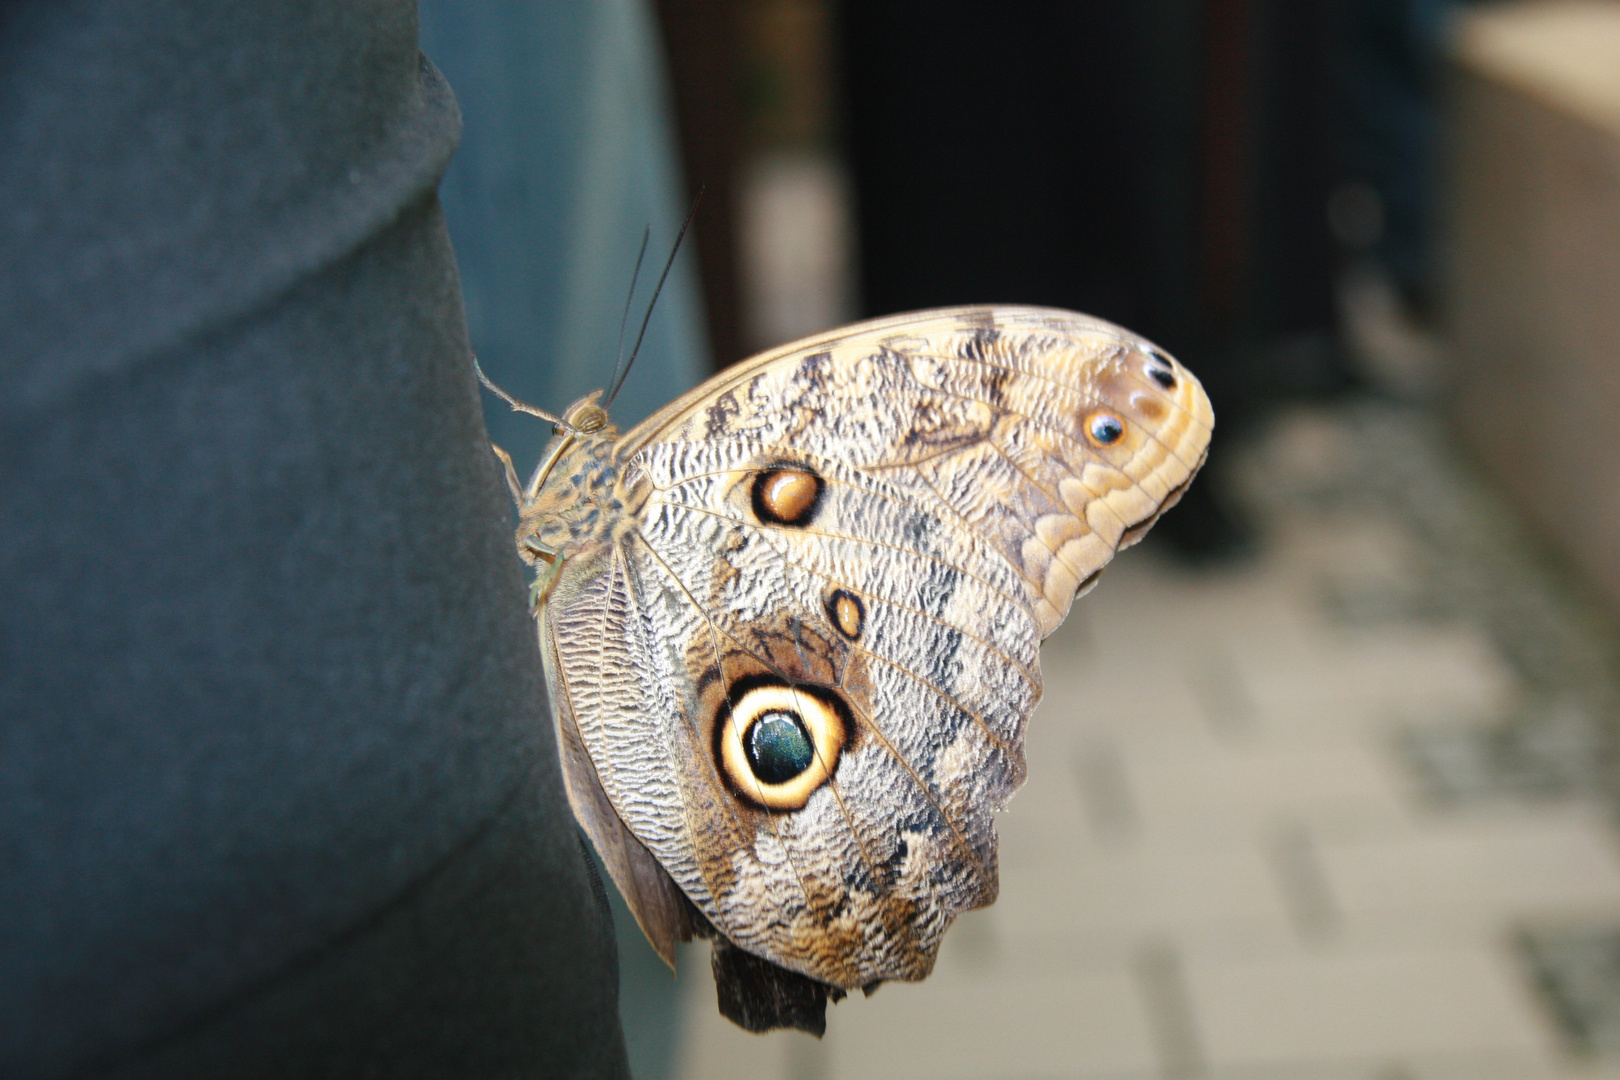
top-left (513, 403), bottom-right (648, 600)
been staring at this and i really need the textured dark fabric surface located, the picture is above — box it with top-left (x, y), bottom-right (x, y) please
top-left (0, 2), bottom-right (629, 1077)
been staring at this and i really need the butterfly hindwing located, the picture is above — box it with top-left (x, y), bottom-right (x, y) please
top-left (529, 306), bottom-right (1212, 1027)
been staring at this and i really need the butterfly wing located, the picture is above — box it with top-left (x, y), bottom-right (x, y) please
top-left (547, 306), bottom-right (1211, 1015)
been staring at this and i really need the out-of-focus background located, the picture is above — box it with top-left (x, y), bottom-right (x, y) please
top-left (422, 1), bottom-right (1620, 1077)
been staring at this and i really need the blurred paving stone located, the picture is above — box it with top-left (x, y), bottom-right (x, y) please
top-left (1520, 921), bottom-right (1620, 1060)
top-left (990, 826), bottom-right (1299, 955)
top-left (1186, 947), bottom-right (1552, 1067)
top-left (824, 964), bottom-right (1157, 1080)
top-left (1399, 702), bottom-right (1612, 807)
top-left (1203, 1053), bottom-right (1566, 1079)
top-left (1121, 742), bottom-right (1409, 840)
top-left (1317, 810), bottom-right (1620, 927)
top-left (1234, 624), bottom-right (1519, 745)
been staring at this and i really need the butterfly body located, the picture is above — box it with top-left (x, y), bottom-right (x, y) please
top-left (500, 307), bottom-right (1212, 1032)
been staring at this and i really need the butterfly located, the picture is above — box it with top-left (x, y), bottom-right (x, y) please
top-left (480, 306), bottom-right (1212, 1034)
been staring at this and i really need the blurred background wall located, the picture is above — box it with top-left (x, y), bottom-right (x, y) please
top-left (1443, 1), bottom-right (1620, 622)
top-left (419, 1), bottom-right (707, 452)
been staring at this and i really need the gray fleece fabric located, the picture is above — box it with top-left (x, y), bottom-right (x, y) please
top-left (0, 2), bottom-right (630, 1076)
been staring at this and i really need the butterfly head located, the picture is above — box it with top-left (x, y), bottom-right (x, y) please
top-left (522, 391), bottom-right (619, 498)
top-left (560, 394), bottom-right (610, 435)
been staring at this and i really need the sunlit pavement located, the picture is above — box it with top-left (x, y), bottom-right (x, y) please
top-left (673, 401), bottom-right (1620, 1080)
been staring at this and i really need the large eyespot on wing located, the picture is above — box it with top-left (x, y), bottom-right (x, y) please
top-left (714, 679), bottom-right (848, 811)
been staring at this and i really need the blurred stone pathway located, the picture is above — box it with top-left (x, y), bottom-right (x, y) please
top-left (671, 401), bottom-right (1620, 1080)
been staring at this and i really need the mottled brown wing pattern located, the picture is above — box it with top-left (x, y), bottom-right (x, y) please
top-left (627, 447), bottom-right (1026, 986)
top-left (555, 307), bottom-right (1213, 994)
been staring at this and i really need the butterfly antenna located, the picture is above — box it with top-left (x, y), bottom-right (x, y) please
top-left (474, 356), bottom-right (566, 427)
top-left (604, 226), bottom-right (652, 405)
top-left (605, 189), bottom-right (703, 409)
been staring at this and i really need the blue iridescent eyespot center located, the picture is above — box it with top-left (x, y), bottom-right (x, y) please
top-left (746, 711), bottom-right (815, 784)
top-left (1089, 413), bottom-right (1125, 445)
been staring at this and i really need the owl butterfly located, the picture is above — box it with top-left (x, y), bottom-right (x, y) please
top-left (485, 306), bottom-right (1212, 1035)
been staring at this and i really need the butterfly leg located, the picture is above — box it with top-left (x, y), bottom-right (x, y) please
top-left (490, 442), bottom-right (524, 506)
top-left (528, 554), bottom-right (562, 612)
